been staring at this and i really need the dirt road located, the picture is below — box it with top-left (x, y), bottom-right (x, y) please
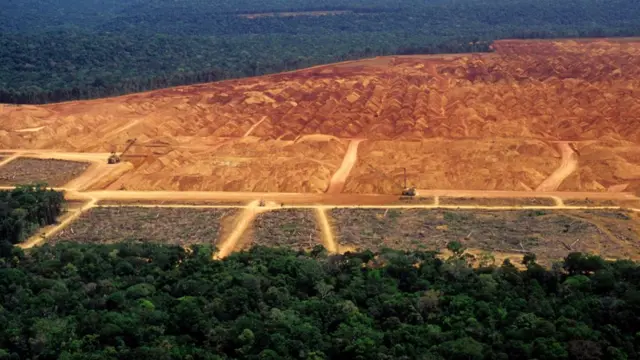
top-left (19, 198), bottom-right (97, 249)
top-left (214, 200), bottom-right (275, 258)
top-left (2, 149), bottom-right (636, 204)
top-left (2, 148), bottom-right (640, 257)
top-left (536, 142), bottom-right (578, 191)
top-left (315, 208), bottom-right (337, 252)
top-left (326, 139), bottom-right (363, 193)
top-left (413, 189), bottom-right (635, 201)
top-left (12, 190), bottom-right (640, 255)
top-left (21, 151), bottom-right (133, 191)
top-left (62, 188), bottom-right (639, 205)
top-left (0, 152), bottom-right (22, 168)
top-left (243, 116), bottom-right (268, 137)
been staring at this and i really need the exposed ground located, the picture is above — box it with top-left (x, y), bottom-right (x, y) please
top-left (2, 39), bottom-right (640, 193)
top-left (50, 207), bottom-right (238, 246)
top-left (0, 158), bottom-right (90, 186)
top-left (559, 139), bottom-right (640, 194)
top-left (329, 208), bottom-right (640, 265)
top-left (239, 209), bottom-right (321, 250)
top-left (3, 38), bottom-right (640, 264)
top-left (104, 137), bottom-right (348, 192)
top-left (344, 139), bottom-right (560, 193)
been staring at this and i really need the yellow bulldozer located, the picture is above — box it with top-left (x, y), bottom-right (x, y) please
top-left (108, 138), bottom-right (137, 164)
top-left (400, 167), bottom-right (417, 198)
top-left (367, 164), bottom-right (417, 198)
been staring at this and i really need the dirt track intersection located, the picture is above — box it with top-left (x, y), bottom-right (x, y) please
top-left (2, 146), bottom-right (637, 266)
top-left (2, 39), bottom-right (640, 264)
top-left (1, 137), bottom-right (640, 265)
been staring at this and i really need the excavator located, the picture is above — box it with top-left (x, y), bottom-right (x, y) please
top-left (108, 138), bottom-right (137, 164)
top-left (366, 164), bottom-right (417, 198)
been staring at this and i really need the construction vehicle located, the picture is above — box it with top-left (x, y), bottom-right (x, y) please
top-left (367, 164), bottom-right (418, 198)
top-left (400, 167), bottom-right (417, 197)
top-left (108, 138), bottom-right (137, 164)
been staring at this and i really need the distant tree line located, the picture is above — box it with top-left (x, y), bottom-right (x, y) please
top-left (0, 184), bottom-right (65, 256)
top-left (1, 0), bottom-right (640, 104)
top-left (1, 241), bottom-right (640, 359)
top-left (0, 39), bottom-right (493, 104)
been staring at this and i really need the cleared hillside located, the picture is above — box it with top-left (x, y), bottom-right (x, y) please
top-left (1, 39), bottom-right (640, 193)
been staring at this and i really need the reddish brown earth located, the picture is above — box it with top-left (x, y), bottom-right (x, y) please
top-left (1, 39), bottom-right (640, 193)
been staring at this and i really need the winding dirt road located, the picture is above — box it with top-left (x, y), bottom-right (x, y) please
top-left (536, 142), bottom-right (578, 192)
top-left (326, 139), bottom-right (363, 194)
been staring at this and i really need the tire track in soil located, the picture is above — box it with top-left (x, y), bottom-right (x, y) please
top-left (536, 142), bottom-right (578, 192)
top-left (326, 139), bottom-right (364, 194)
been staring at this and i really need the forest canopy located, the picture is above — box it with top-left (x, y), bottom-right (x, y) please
top-left (2, 0), bottom-right (640, 103)
top-left (0, 184), bottom-right (65, 256)
top-left (1, 243), bottom-right (640, 359)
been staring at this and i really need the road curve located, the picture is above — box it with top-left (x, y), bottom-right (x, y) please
top-left (326, 139), bottom-right (364, 194)
top-left (536, 142), bottom-right (578, 192)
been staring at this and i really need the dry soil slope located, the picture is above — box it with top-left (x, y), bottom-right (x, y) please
top-left (2, 39), bottom-right (640, 147)
top-left (2, 39), bottom-right (640, 193)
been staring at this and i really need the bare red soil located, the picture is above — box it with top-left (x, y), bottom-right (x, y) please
top-left (1, 39), bottom-right (639, 193)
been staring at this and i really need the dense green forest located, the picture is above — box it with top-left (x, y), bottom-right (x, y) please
top-left (0, 187), bottom-right (639, 359)
top-left (0, 184), bottom-right (65, 256)
top-left (2, 0), bottom-right (640, 103)
top-left (1, 242), bottom-right (640, 359)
